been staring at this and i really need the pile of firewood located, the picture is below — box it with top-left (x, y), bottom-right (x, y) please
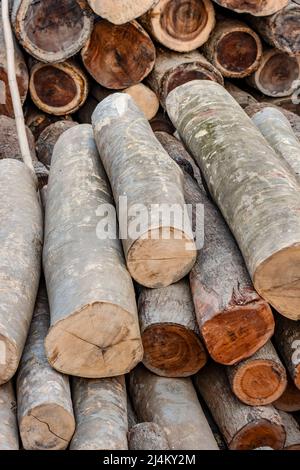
top-left (1, 0), bottom-right (300, 451)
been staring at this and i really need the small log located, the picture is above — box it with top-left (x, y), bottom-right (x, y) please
top-left (70, 376), bottom-right (128, 450)
top-left (195, 363), bottom-right (286, 450)
top-left (128, 423), bottom-right (169, 450)
top-left (263, 96), bottom-right (300, 118)
top-left (274, 377), bottom-right (300, 412)
top-left (12, 0), bottom-right (94, 63)
top-left (166, 81), bottom-right (300, 321)
top-left (44, 124), bottom-right (143, 377)
top-left (87, 0), bottom-right (159, 25)
top-left (25, 105), bottom-right (73, 139)
top-left (92, 94), bottom-right (196, 288)
top-left (140, 0), bottom-right (215, 52)
top-left (81, 19), bottom-right (156, 90)
top-left (150, 109), bottom-right (175, 134)
top-left (36, 120), bottom-right (78, 168)
top-left (225, 82), bottom-right (258, 108)
top-left (130, 365), bottom-right (219, 450)
top-left (0, 115), bottom-right (36, 162)
top-left (274, 314), bottom-right (300, 390)
top-left (0, 382), bottom-right (19, 450)
top-left (279, 411), bottom-right (300, 450)
top-left (211, 0), bottom-right (289, 15)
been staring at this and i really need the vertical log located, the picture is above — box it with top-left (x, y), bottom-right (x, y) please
top-left (128, 423), bottom-right (169, 450)
top-left (36, 120), bottom-right (78, 168)
top-left (274, 315), bottom-right (300, 390)
top-left (87, 0), bottom-right (159, 25)
top-left (279, 411), bottom-right (300, 450)
top-left (211, 0), bottom-right (289, 15)
top-left (0, 382), bottom-right (19, 450)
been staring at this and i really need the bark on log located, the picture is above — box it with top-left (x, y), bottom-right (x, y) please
top-left (156, 131), bottom-right (274, 365)
top-left (128, 423), bottom-right (169, 450)
top-left (274, 314), bottom-right (300, 389)
top-left (274, 377), bottom-right (300, 412)
top-left (43, 124), bottom-right (143, 377)
top-left (127, 397), bottom-right (138, 430)
top-left (225, 82), bottom-right (258, 108)
top-left (0, 159), bottom-right (43, 385)
top-left (87, 0), bottom-right (159, 25)
top-left (279, 411), bottom-right (300, 450)
top-left (70, 376), bottom-right (128, 450)
top-left (211, 0), bottom-right (289, 15)
top-left (81, 20), bottom-right (156, 90)
top-left (130, 365), bottom-right (219, 450)
top-left (263, 96), bottom-right (300, 117)
top-left (25, 105), bottom-right (73, 139)
top-left (147, 48), bottom-right (223, 108)
top-left (92, 94), bottom-right (196, 289)
top-left (138, 279), bottom-right (207, 377)
top-left (140, 0), bottom-right (216, 53)
top-left (150, 109), bottom-right (175, 134)
top-left (166, 80), bottom-right (300, 321)
top-left (12, 0), bottom-right (94, 63)
top-left (0, 382), bottom-right (19, 450)
top-left (194, 363), bottom-right (286, 450)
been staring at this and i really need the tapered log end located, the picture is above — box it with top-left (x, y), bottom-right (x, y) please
top-left (229, 420), bottom-right (286, 450)
top-left (0, 335), bottom-right (18, 385)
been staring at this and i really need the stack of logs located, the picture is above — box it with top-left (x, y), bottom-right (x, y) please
top-left (1, 0), bottom-right (300, 451)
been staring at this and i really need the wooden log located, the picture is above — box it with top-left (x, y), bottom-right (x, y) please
top-left (130, 365), bottom-right (219, 450)
top-left (138, 279), bottom-right (207, 377)
top-left (128, 423), bottom-right (169, 450)
top-left (17, 284), bottom-right (75, 450)
top-left (92, 94), bottom-right (197, 289)
top-left (76, 96), bottom-right (98, 124)
top-left (279, 411), bottom-right (300, 450)
top-left (43, 124), bottom-right (143, 377)
top-left (166, 80), bottom-right (300, 321)
top-left (29, 60), bottom-right (88, 116)
top-left (156, 131), bottom-right (274, 365)
top-left (0, 159), bottom-right (42, 385)
top-left (265, 96), bottom-right (300, 117)
top-left (127, 397), bottom-right (138, 430)
top-left (195, 363), bottom-right (286, 450)
top-left (81, 20), bottom-right (155, 90)
top-left (140, 0), bottom-right (215, 53)
top-left (70, 376), bottom-right (128, 450)
top-left (0, 382), bottom-right (19, 450)
top-left (12, 0), bottom-right (94, 63)
top-left (225, 82), bottom-right (258, 108)
top-left (274, 377), bottom-right (300, 412)
top-left (202, 19), bottom-right (262, 79)
top-left (87, 0), bottom-right (159, 25)
top-left (274, 314), bottom-right (300, 389)
top-left (147, 48), bottom-right (223, 108)
top-left (211, 0), bottom-right (289, 16)
top-left (25, 105), bottom-right (73, 139)
top-left (227, 341), bottom-right (287, 406)
top-left (150, 109), bottom-right (175, 134)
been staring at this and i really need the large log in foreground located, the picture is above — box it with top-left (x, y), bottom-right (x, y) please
top-left (87, 0), bottom-right (159, 25)
top-left (129, 423), bottom-right (169, 450)
top-left (212, 0), bottom-right (289, 16)
top-left (92, 95), bottom-right (196, 289)
top-left (166, 81), bottom-right (300, 321)
top-left (274, 315), bottom-right (300, 390)
top-left (36, 121), bottom-right (78, 169)
top-left (44, 124), bottom-right (143, 377)
top-left (0, 382), bottom-right (19, 450)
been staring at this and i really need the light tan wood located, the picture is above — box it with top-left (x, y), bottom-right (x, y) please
top-left (0, 382), bottom-right (19, 450)
top-left (87, 0), bottom-right (159, 24)
top-left (123, 84), bottom-right (159, 121)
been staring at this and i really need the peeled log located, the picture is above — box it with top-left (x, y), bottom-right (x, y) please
top-left (36, 121), bottom-right (78, 169)
top-left (274, 377), bottom-right (300, 412)
top-left (87, 0), bottom-right (159, 25)
top-left (43, 124), bottom-right (143, 377)
top-left (195, 363), bottom-right (286, 450)
top-left (279, 411), bottom-right (300, 450)
top-left (0, 160), bottom-right (43, 385)
top-left (0, 382), bottom-right (19, 450)
top-left (274, 315), bottom-right (300, 390)
top-left (211, 0), bottom-right (289, 16)
top-left (166, 80), bottom-right (300, 321)
top-left (92, 94), bottom-right (196, 289)
top-left (12, 0), bottom-right (94, 63)
top-left (81, 20), bottom-right (155, 90)
top-left (70, 376), bottom-right (128, 450)
top-left (140, 0), bottom-right (215, 52)
top-left (129, 423), bottom-right (169, 450)
top-left (130, 365), bottom-right (219, 450)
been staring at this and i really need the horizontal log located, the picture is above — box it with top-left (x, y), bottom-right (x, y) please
top-left (225, 82), bottom-right (258, 108)
top-left (25, 105), bottom-right (73, 139)
top-left (0, 115), bottom-right (36, 162)
top-left (211, 0), bottom-right (289, 15)
top-left (36, 120), bottom-right (78, 168)
top-left (128, 423), bottom-right (169, 450)
top-left (87, 0), bottom-right (159, 24)
top-left (0, 382), bottom-right (19, 450)
top-left (150, 109), bottom-right (175, 134)
top-left (274, 314), bottom-right (300, 390)
top-left (274, 377), bottom-right (300, 412)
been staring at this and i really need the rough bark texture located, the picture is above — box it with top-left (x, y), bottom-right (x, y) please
top-left (166, 80), bottom-right (300, 321)
top-left (274, 314), bottom-right (300, 390)
top-left (25, 106), bottom-right (73, 139)
top-left (87, 0), bottom-right (159, 24)
top-left (212, 0), bottom-right (289, 15)
top-left (128, 423), bottom-right (169, 450)
top-left (0, 115), bottom-right (36, 162)
top-left (127, 397), bottom-right (138, 430)
top-left (262, 96), bottom-right (300, 118)
top-left (279, 411), bottom-right (300, 450)
top-left (0, 382), bottom-right (19, 450)
top-left (43, 124), bottom-right (143, 378)
top-left (36, 120), bottom-right (78, 168)
top-left (274, 377), bottom-right (300, 412)
top-left (150, 109), bottom-right (175, 134)
top-left (225, 82), bottom-right (258, 108)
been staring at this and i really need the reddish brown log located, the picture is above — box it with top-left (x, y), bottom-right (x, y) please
top-left (274, 377), bottom-right (300, 412)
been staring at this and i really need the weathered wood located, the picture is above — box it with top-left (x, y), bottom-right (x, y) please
top-left (129, 423), bottom-right (169, 450)
top-left (279, 411), bottom-right (300, 450)
top-left (166, 81), bottom-right (300, 321)
top-left (274, 377), bottom-right (300, 412)
top-left (87, 0), bottom-right (159, 25)
top-left (92, 94), bottom-right (196, 289)
top-left (130, 365), bottom-right (219, 450)
top-left (76, 96), bottom-right (98, 124)
top-left (44, 124), bottom-right (143, 377)
top-left (0, 114), bottom-right (36, 162)
top-left (25, 105), bottom-right (73, 139)
top-left (138, 279), bottom-right (206, 377)
top-left (274, 314), bottom-right (300, 390)
top-left (150, 109), bottom-right (175, 134)
top-left (70, 376), bottom-right (128, 450)
top-left (263, 96), bottom-right (300, 118)
top-left (225, 82), bottom-right (258, 109)
top-left (12, 0), bottom-right (94, 63)
top-left (0, 382), bottom-right (19, 450)
top-left (82, 19), bottom-right (155, 90)
top-left (195, 363), bottom-right (286, 450)
top-left (127, 397), bottom-right (138, 430)
top-left (211, 0), bottom-right (289, 15)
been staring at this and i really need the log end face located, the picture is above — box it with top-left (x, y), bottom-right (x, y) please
top-left (0, 336), bottom-right (18, 386)
top-left (274, 379), bottom-right (300, 412)
top-left (229, 420), bottom-right (286, 451)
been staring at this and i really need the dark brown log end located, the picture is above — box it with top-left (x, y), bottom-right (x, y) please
top-left (216, 31), bottom-right (259, 75)
top-left (274, 378), bottom-right (300, 412)
top-left (259, 53), bottom-right (299, 97)
top-left (165, 64), bottom-right (222, 97)
top-left (229, 420), bottom-right (285, 450)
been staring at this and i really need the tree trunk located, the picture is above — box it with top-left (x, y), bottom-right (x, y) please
top-left (225, 82), bottom-right (258, 108)
top-left (166, 80), bottom-right (300, 321)
top-left (129, 365), bottom-right (219, 450)
top-left (140, 0), bottom-right (215, 52)
top-left (12, 0), bottom-right (94, 63)
top-left (92, 94), bottom-right (196, 289)
top-left (279, 411), bottom-right (300, 450)
top-left (128, 423), bottom-right (169, 450)
top-left (274, 377), bottom-right (300, 412)
top-left (81, 19), bottom-right (156, 90)
top-left (194, 363), bottom-right (286, 450)
top-left (138, 279), bottom-right (207, 377)
top-left (150, 109), bottom-right (175, 134)
top-left (87, 0), bottom-right (159, 25)
top-left (70, 376), bottom-right (128, 450)
top-left (36, 120), bottom-right (78, 168)
top-left (43, 124), bottom-right (143, 378)
top-left (0, 382), bottom-right (19, 450)
top-left (274, 314), bottom-right (300, 389)
top-left (0, 160), bottom-right (43, 385)
top-left (211, 0), bottom-right (289, 15)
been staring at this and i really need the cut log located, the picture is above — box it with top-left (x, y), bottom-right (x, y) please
top-left (0, 382), bottom-right (19, 450)
top-left (81, 20), bottom-right (156, 90)
top-left (128, 423), bottom-right (169, 450)
top-left (36, 120), bottom-right (78, 168)
top-left (274, 314), bottom-right (300, 390)
top-left (130, 365), bottom-right (219, 450)
top-left (44, 124), bottom-right (143, 377)
top-left (87, 0), bottom-right (159, 25)
top-left (202, 19), bottom-right (262, 79)
top-left (12, 0), bottom-right (94, 63)
top-left (225, 82), bottom-right (258, 108)
top-left (147, 48), bottom-right (223, 108)
top-left (211, 0), bottom-right (289, 16)
top-left (279, 411), bottom-right (300, 450)
top-left (92, 94), bottom-right (196, 288)
top-left (29, 60), bottom-right (88, 116)
top-left (166, 80), bottom-right (300, 321)
top-left (227, 341), bottom-right (287, 406)
top-left (156, 131), bottom-right (274, 365)
top-left (150, 109), bottom-right (175, 134)
top-left (0, 159), bottom-right (43, 385)
top-left (274, 377), bottom-right (300, 412)
top-left (194, 363), bottom-right (286, 450)
top-left (247, 49), bottom-right (300, 98)
top-left (70, 376), bottom-right (128, 450)
top-left (25, 105), bottom-right (73, 139)
top-left (140, 0), bottom-right (215, 52)
top-left (263, 96), bottom-right (300, 118)
top-left (138, 279), bottom-right (207, 377)
top-left (17, 284), bottom-right (75, 450)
